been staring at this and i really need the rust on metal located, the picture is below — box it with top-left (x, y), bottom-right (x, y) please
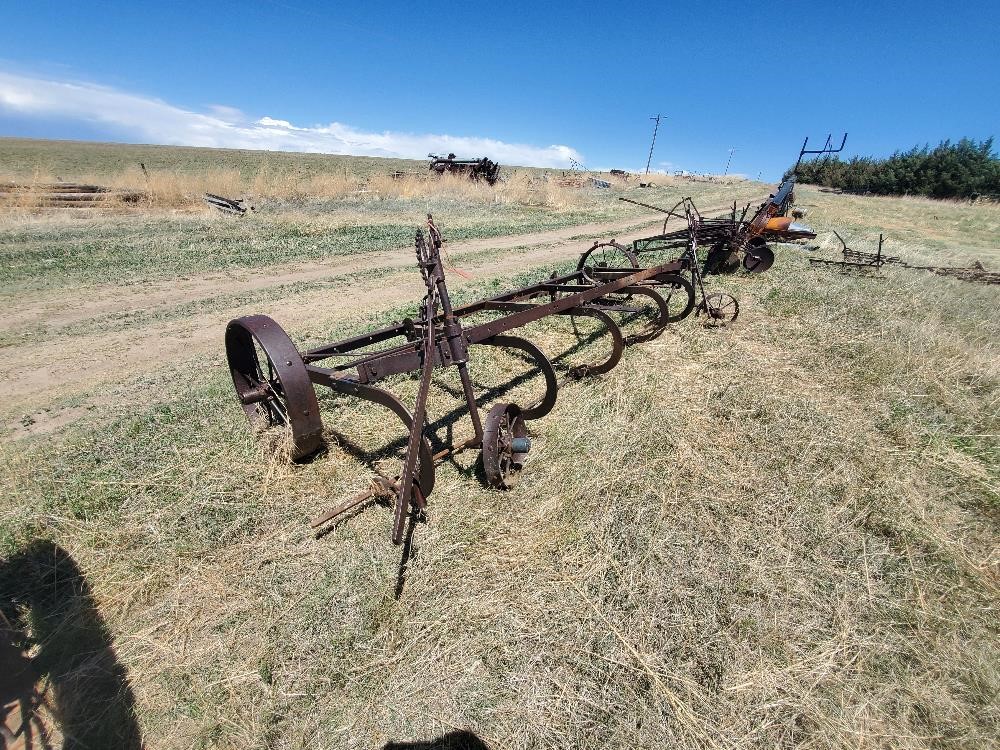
top-left (905, 262), bottom-right (1000, 285)
top-left (225, 211), bottom-right (713, 547)
top-left (204, 193), bottom-right (254, 214)
top-left (811, 231), bottom-right (999, 284)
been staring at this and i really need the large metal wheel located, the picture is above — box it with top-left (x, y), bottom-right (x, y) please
top-left (225, 314), bottom-right (324, 460)
top-left (482, 403), bottom-right (530, 490)
top-left (650, 272), bottom-right (696, 323)
top-left (577, 240), bottom-right (639, 284)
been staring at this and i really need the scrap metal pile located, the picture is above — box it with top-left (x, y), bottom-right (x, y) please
top-left (225, 202), bottom-right (760, 545)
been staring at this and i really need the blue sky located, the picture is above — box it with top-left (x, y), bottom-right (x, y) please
top-left (1, 1), bottom-right (998, 179)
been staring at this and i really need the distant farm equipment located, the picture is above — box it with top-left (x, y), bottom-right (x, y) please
top-left (428, 153), bottom-right (501, 185)
top-left (810, 232), bottom-right (999, 284)
top-left (809, 232), bottom-right (893, 273)
top-left (905, 261), bottom-right (1000, 285)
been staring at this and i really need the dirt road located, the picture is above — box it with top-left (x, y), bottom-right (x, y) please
top-left (4, 212), bottom-right (688, 431)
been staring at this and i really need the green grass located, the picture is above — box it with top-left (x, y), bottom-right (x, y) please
top-left (0, 136), bottom-right (763, 294)
top-left (0, 185), bottom-right (765, 293)
top-left (0, 210), bottom-right (584, 291)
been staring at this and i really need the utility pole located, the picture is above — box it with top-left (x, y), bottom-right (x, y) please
top-left (723, 147), bottom-right (736, 177)
top-left (645, 114), bottom-right (662, 175)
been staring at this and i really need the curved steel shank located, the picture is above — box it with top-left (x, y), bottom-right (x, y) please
top-left (476, 304), bottom-right (625, 378)
top-left (565, 306), bottom-right (625, 375)
top-left (306, 367), bottom-right (436, 499)
top-left (475, 334), bottom-right (560, 420)
top-left (606, 285), bottom-right (671, 345)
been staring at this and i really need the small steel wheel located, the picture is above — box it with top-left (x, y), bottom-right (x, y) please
top-left (743, 242), bottom-right (774, 273)
top-left (482, 403), bottom-right (530, 489)
top-left (225, 314), bottom-right (324, 460)
top-left (698, 293), bottom-right (740, 327)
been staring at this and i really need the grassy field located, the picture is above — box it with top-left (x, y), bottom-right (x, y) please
top-left (1, 139), bottom-right (997, 749)
top-left (0, 137), bottom-right (422, 182)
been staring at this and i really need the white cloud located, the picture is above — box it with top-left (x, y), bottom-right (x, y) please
top-left (0, 72), bottom-right (581, 168)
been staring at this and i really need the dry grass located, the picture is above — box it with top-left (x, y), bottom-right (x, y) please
top-left (0, 165), bottom-right (609, 214)
top-left (1, 182), bottom-right (997, 749)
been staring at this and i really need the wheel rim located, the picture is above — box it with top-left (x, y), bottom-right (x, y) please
top-left (702, 293), bottom-right (740, 327)
top-left (578, 241), bottom-right (639, 285)
top-left (483, 403), bottom-right (528, 489)
top-left (225, 314), bottom-right (324, 460)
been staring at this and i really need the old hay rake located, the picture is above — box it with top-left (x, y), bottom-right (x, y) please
top-left (809, 232), bottom-right (1000, 285)
top-left (224, 213), bottom-right (728, 547)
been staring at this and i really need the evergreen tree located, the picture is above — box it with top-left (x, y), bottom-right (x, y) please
top-left (791, 138), bottom-right (998, 199)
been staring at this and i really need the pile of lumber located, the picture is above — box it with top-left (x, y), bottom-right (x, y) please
top-left (0, 183), bottom-right (146, 208)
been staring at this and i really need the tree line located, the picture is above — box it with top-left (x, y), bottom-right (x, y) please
top-left (790, 137), bottom-right (999, 199)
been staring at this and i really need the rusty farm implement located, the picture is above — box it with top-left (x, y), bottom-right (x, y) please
top-left (575, 197), bottom-right (748, 325)
top-left (808, 232), bottom-right (895, 273)
top-left (427, 153), bottom-right (501, 185)
top-left (579, 135), bottom-right (848, 288)
top-left (225, 214), bottom-right (708, 546)
top-left (610, 191), bottom-right (784, 278)
top-left (809, 231), bottom-right (1000, 284)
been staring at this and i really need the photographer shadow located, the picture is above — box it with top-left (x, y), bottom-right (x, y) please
top-left (384, 729), bottom-right (489, 750)
top-left (0, 540), bottom-right (142, 750)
